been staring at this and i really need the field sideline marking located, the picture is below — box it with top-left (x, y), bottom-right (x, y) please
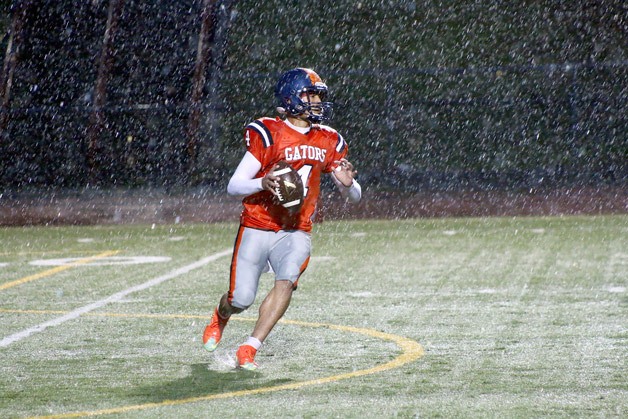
top-left (0, 249), bottom-right (232, 348)
top-left (0, 250), bottom-right (120, 291)
top-left (1, 310), bottom-right (425, 419)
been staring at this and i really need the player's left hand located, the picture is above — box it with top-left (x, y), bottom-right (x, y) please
top-left (333, 158), bottom-right (357, 187)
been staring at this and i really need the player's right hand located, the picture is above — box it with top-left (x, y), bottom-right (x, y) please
top-left (262, 169), bottom-right (280, 196)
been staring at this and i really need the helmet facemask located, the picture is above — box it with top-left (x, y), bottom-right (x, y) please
top-left (298, 87), bottom-right (333, 123)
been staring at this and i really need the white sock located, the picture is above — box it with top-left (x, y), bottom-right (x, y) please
top-left (244, 336), bottom-right (262, 350)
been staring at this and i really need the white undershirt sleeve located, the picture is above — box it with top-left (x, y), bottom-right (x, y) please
top-left (331, 173), bottom-right (362, 203)
top-left (227, 151), bottom-right (264, 196)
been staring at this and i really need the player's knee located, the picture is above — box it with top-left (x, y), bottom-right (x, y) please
top-left (231, 288), bottom-right (256, 310)
top-left (274, 279), bottom-right (297, 294)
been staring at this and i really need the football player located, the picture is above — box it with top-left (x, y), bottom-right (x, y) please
top-left (202, 68), bottom-right (361, 370)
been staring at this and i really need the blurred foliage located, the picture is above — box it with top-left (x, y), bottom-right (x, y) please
top-left (0, 0), bottom-right (626, 191)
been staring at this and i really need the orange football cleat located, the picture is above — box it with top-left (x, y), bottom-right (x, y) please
top-left (202, 307), bottom-right (228, 352)
top-left (236, 344), bottom-right (259, 371)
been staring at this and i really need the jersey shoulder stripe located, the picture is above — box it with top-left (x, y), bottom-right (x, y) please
top-left (335, 133), bottom-right (347, 153)
top-left (247, 120), bottom-right (273, 148)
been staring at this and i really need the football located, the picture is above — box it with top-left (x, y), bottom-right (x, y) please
top-left (272, 161), bottom-right (304, 212)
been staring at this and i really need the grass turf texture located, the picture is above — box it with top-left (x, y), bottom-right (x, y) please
top-left (0, 216), bottom-right (626, 418)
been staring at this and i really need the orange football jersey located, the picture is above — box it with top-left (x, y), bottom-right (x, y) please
top-left (239, 117), bottom-right (348, 232)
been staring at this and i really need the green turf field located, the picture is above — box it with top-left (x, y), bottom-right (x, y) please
top-left (1, 216), bottom-right (626, 418)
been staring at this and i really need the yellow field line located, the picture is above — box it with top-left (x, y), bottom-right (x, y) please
top-left (0, 250), bottom-right (120, 291)
top-left (2, 310), bottom-right (424, 419)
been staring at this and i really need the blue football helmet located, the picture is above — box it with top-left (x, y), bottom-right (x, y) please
top-left (274, 68), bottom-right (333, 123)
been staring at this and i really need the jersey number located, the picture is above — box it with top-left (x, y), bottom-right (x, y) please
top-left (297, 165), bottom-right (313, 197)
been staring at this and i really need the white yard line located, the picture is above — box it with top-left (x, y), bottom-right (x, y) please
top-left (0, 249), bottom-right (232, 348)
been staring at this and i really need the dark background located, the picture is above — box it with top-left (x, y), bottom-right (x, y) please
top-left (0, 0), bottom-right (626, 195)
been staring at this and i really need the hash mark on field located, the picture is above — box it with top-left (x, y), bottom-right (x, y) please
top-left (478, 288), bottom-right (497, 294)
top-left (0, 249), bottom-right (232, 348)
top-left (349, 291), bottom-right (376, 298)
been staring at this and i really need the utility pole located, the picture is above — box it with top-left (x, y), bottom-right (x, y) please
top-left (86, 0), bottom-right (125, 185)
top-left (186, 0), bottom-right (217, 183)
top-left (0, 1), bottom-right (31, 136)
